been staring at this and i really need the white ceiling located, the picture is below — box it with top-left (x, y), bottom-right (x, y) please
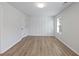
top-left (9, 2), bottom-right (72, 16)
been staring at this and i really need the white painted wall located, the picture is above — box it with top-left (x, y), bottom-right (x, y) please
top-left (0, 3), bottom-right (29, 53)
top-left (55, 3), bottom-right (79, 54)
top-left (0, 5), bottom-right (3, 53)
top-left (28, 16), bottom-right (54, 36)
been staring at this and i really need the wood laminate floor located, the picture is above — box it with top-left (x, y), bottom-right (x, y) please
top-left (0, 36), bottom-right (78, 56)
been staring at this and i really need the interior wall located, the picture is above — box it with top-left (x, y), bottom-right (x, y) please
top-left (55, 3), bottom-right (79, 54)
top-left (0, 2), bottom-right (29, 53)
top-left (0, 4), bottom-right (3, 53)
top-left (28, 16), bottom-right (54, 36)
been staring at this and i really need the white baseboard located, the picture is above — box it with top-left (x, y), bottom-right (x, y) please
top-left (55, 36), bottom-right (79, 55)
top-left (28, 34), bottom-right (54, 36)
top-left (0, 35), bottom-right (28, 54)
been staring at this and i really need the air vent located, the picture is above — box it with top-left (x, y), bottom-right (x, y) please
top-left (63, 2), bottom-right (72, 6)
top-left (64, 2), bottom-right (68, 3)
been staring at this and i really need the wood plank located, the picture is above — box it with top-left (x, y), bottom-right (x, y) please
top-left (0, 36), bottom-right (78, 56)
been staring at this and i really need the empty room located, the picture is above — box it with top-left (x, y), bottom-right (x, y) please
top-left (0, 2), bottom-right (79, 56)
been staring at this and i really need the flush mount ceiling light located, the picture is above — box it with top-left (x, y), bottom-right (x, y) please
top-left (35, 2), bottom-right (46, 8)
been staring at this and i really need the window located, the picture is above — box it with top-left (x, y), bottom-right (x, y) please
top-left (57, 17), bottom-right (62, 34)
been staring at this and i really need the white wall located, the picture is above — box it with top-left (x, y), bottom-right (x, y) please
top-left (0, 4), bottom-right (3, 53)
top-left (55, 3), bottom-right (79, 54)
top-left (0, 2), bottom-right (29, 53)
top-left (28, 16), bottom-right (54, 36)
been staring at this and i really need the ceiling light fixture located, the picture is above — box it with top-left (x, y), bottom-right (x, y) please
top-left (36, 2), bottom-right (45, 8)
